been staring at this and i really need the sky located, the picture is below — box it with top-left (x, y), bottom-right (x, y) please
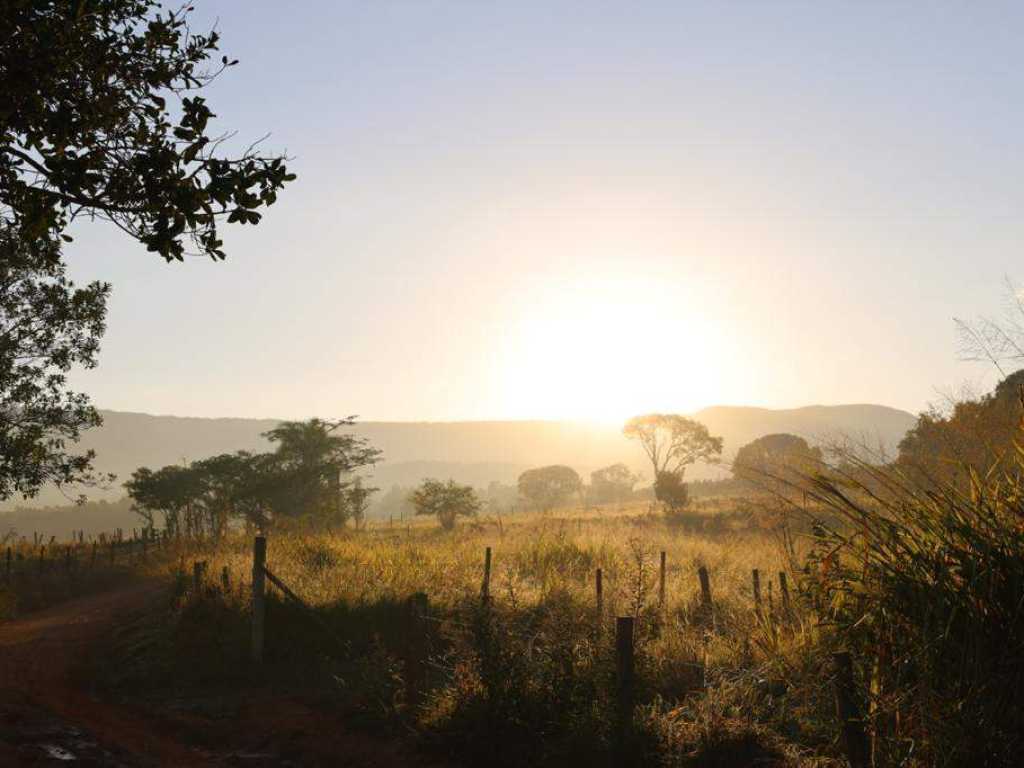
top-left (66, 1), bottom-right (1024, 423)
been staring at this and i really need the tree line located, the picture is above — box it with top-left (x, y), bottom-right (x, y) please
top-left (125, 419), bottom-right (378, 538)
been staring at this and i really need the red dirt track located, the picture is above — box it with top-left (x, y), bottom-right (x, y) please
top-left (0, 583), bottom-right (417, 767)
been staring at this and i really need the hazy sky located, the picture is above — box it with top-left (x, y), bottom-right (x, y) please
top-left (66, 1), bottom-right (1023, 422)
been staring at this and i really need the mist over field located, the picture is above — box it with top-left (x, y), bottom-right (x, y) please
top-left (4, 1), bottom-right (1024, 766)
top-left (1, 403), bottom-right (915, 513)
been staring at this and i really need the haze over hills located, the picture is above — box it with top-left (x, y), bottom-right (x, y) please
top-left (2, 404), bottom-right (917, 511)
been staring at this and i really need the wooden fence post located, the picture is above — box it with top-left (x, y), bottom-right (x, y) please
top-left (595, 567), bottom-right (604, 619)
top-left (778, 571), bottom-right (791, 616)
top-left (404, 592), bottom-right (429, 712)
top-left (615, 616), bottom-right (635, 749)
top-left (833, 651), bottom-right (869, 768)
top-left (193, 560), bottom-right (207, 592)
top-left (481, 546), bottom-right (492, 604)
top-left (698, 566), bottom-right (712, 607)
top-left (752, 569), bottom-right (762, 614)
top-left (658, 551), bottom-right (666, 609)
top-left (221, 565), bottom-right (231, 593)
top-left (251, 536), bottom-right (267, 664)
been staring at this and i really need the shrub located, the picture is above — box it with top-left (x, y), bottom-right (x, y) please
top-left (806, 441), bottom-right (1024, 766)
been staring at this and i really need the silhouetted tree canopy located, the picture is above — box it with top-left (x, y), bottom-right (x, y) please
top-left (410, 478), bottom-right (481, 531)
top-left (126, 419), bottom-right (380, 534)
top-left (257, 418), bottom-right (380, 525)
top-left (623, 414), bottom-right (723, 478)
top-left (518, 464), bottom-right (581, 512)
top-left (897, 369), bottom-right (1024, 488)
top-left (0, 230), bottom-right (111, 500)
top-left (732, 433), bottom-right (823, 498)
top-left (1, 0), bottom-right (295, 260)
top-left (624, 414), bottom-right (722, 516)
top-left (1, 1), bottom-right (295, 503)
top-left (589, 463), bottom-right (638, 504)
top-left (654, 470), bottom-right (689, 514)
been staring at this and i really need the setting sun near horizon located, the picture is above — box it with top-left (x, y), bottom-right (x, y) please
top-left (497, 273), bottom-right (734, 423)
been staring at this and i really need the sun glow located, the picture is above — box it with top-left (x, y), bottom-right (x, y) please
top-left (499, 274), bottom-right (732, 423)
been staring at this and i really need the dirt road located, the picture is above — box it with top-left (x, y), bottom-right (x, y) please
top-left (0, 582), bottom-right (210, 765)
top-left (0, 584), bottom-right (418, 767)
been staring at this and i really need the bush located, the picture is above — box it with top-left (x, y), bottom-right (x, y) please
top-left (806, 442), bottom-right (1024, 766)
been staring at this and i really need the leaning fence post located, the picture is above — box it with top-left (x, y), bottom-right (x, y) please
top-left (615, 616), bottom-right (636, 749)
top-left (481, 546), bottom-right (492, 604)
top-left (833, 651), bottom-right (869, 768)
top-left (658, 551), bottom-right (666, 609)
top-left (251, 536), bottom-right (267, 664)
top-left (404, 592), bottom-right (429, 712)
top-left (752, 569), bottom-right (762, 614)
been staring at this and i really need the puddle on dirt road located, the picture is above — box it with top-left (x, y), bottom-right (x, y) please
top-left (0, 706), bottom-right (136, 766)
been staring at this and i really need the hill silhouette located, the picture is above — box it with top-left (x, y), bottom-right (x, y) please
top-left (1, 404), bottom-right (916, 512)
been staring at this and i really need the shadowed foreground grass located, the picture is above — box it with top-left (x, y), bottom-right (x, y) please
top-left (103, 503), bottom-right (846, 767)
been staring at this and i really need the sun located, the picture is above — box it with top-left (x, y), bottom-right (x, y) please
top-left (498, 274), bottom-right (730, 422)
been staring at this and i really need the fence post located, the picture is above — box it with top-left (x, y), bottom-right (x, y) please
top-left (752, 569), bottom-right (762, 614)
top-left (193, 560), bottom-right (206, 592)
top-left (595, 567), bottom-right (604, 619)
top-left (404, 592), bottom-right (429, 712)
top-left (251, 536), bottom-right (267, 664)
top-left (615, 616), bottom-right (635, 750)
top-left (658, 551), bottom-right (666, 609)
top-left (221, 565), bottom-right (231, 593)
top-left (833, 651), bottom-right (870, 768)
top-left (778, 571), bottom-right (791, 617)
top-left (481, 546), bottom-right (492, 604)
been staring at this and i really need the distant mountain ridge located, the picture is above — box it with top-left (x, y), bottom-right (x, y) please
top-left (2, 404), bottom-right (917, 509)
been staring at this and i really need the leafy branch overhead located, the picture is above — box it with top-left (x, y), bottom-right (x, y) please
top-left (0, 0), bottom-right (296, 260)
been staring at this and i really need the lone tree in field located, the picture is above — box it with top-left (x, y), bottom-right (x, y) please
top-left (410, 479), bottom-right (481, 531)
top-left (732, 433), bottom-right (823, 499)
top-left (518, 465), bottom-right (582, 512)
top-left (624, 414), bottom-right (722, 513)
top-left (589, 463), bottom-right (638, 505)
top-left (1, 1), bottom-right (294, 500)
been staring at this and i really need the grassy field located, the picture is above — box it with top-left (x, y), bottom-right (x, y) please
top-left (101, 499), bottom-right (847, 767)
